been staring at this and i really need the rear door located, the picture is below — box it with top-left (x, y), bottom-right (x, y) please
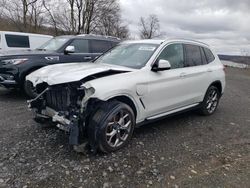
top-left (89, 40), bottom-right (113, 58)
top-left (182, 44), bottom-right (211, 103)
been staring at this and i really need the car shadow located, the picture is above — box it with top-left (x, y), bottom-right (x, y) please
top-left (0, 88), bottom-right (26, 101)
top-left (134, 110), bottom-right (197, 136)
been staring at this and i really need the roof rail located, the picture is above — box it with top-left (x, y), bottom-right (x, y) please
top-left (77, 34), bottom-right (121, 41)
top-left (166, 37), bottom-right (209, 46)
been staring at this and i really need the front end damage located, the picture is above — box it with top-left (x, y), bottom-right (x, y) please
top-left (28, 82), bottom-right (100, 152)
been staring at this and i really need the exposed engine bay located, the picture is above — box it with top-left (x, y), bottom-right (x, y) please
top-left (28, 70), bottom-right (129, 152)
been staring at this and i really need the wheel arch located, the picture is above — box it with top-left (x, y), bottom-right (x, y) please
top-left (209, 80), bottom-right (222, 96)
top-left (107, 95), bottom-right (138, 119)
top-left (20, 65), bottom-right (44, 84)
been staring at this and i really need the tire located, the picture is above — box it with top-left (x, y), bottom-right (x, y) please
top-left (198, 86), bottom-right (220, 116)
top-left (88, 101), bottom-right (135, 153)
top-left (23, 80), bottom-right (38, 99)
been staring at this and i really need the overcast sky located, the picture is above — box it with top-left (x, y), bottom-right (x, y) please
top-left (119, 0), bottom-right (250, 55)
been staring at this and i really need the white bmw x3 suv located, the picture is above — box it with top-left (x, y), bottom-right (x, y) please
top-left (27, 39), bottom-right (225, 153)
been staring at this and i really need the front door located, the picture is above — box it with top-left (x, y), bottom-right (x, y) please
top-left (63, 39), bottom-right (98, 62)
top-left (141, 43), bottom-right (199, 117)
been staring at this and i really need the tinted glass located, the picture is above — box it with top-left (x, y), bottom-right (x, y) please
top-left (95, 43), bottom-right (159, 69)
top-left (200, 47), bottom-right (208, 65)
top-left (184, 44), bottom-right (202, 67)
top-left (203, 47), bottom-right (215, 63)
top-left (90, 40), bottom-right (111, 53)
top-left (38, 37), bottom-right (69, 51)
top-left (69, 39), bottom-right (89, 53)
top-left (5, 34), bottom-right (30, 48)
top-left (158, 44), bottom-right (184, 69)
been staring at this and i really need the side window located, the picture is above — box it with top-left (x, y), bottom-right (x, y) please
top-left (158, 43), bottom-right (184, 69)
top-left (5, 34), bottom-right (30, 48)
top-left (200, 47), bottom-right (208, 65)
top-left (69, 39), bottom-right (89, 53)
top-left (203, 47), bottom-right (215, 63)
top-left (90, 40), bottom-right (112, 53)
top-left (184, 44), bottom-right (202, 67)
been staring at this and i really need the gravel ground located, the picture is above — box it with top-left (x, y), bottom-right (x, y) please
top-left (0, 67), bottom-right (250, 188)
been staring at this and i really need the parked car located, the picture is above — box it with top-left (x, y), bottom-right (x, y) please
top-left (27, 39), bottom-right (226, 153)
top-left (0, 34), bottom-right (120, 97)
top-left (0, 31), bottom-right (52, 51)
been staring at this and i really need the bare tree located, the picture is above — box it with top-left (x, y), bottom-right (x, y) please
top-left (66, 0), bottom-right (75, 33)
top-left (92, 0), bottom-right (129, 38)
top-left (0, 0), bottom-right (7, 18)
top-left (1, 0), bottom-right (129, 37)
top-left (28, 0), bottom-right (45, 32)
top-left (2, 0), bottom-right (44, 32)
top-left (139, 14), bottom-right (160, 39)
top-left (42, 0), bottom-right (59, 35)
top-left (21, 0), bottom-right (39, 30)
top-left (75, 0), bottom-right (83, 33)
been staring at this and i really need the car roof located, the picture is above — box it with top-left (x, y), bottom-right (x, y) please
top-left (123, 38), bottom-right (209, 47)
top-left (55, 34), bottom-right (121, 42)
top-left (0, 31), bottom-right (52, 38)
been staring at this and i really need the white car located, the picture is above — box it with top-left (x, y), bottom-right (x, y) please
top-left (27, 39), bottom-right (226, 153)
top-left (0, 31), bottom-right (52, 51)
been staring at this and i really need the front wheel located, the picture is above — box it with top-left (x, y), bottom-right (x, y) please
top-left (88, 101), bottom-right (135, 153)
top-left (23, 80), bottom-right (38, 99)
top-left (198, 86), bottom-right (220, 116)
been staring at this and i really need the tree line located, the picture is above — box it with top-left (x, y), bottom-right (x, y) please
top-left (0, 0), bottom-right (161, 39)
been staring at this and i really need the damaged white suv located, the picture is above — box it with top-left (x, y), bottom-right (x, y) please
top-left (27, 39), bottom-right (225, 153)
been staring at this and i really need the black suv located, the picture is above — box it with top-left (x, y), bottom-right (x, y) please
top-left (0, 34), bottom-right (120, 97)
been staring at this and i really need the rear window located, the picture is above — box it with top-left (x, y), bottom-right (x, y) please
top-left (203, 47), bottom-right (215, 63)
top-left (90, 40), bottom-right (112, 53)
top-left (184, 44), bottom-right (202, 67)
top-left (5, 34), bottom-right (30, 48)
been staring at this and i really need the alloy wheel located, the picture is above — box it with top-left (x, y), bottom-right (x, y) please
top-left (105, 110), bottom-right (132, 148)
top-left (206, 89), bottom-right (219, 114)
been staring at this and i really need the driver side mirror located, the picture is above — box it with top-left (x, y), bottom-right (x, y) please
top-left (152, 59), bottom-right (171, 72)
top-left (64, 46), bottom-right (75, 54)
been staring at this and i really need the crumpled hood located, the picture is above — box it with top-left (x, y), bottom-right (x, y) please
top-left (26, 62), bottom-right (134, 86)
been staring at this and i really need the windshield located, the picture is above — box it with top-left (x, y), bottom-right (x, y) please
top-left (95, 43), bottom-right (159, 69)
top-left (37, 37), bottom-right (69, 51)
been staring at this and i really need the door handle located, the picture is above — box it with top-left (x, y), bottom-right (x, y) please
top-left (180, 72), bottom-right (187, 78)
top-left (84, 56), bottom-right (92, 60)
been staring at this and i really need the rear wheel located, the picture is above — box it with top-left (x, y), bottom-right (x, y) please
top-left (88, 101), bottom-right (135, 153)
top-left (198, 86), bottom-right (220, 115)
